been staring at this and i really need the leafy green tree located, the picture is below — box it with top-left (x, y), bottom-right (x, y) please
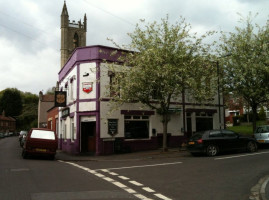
top-left (0, 88), bottom-right (23, 117)
top-left (45, 87), bottom-right (56, 95)
top-left (17, 92), bottom-right (38, 130)
top-left (108, 16), bottom-right (216, 151)
top-left (219, 14), bottom-right (269, 132)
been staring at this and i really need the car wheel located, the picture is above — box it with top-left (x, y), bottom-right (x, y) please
top-left (247, 141), bottom-right (257, 153)
top-left (206, 144), bottom-right (219, 156)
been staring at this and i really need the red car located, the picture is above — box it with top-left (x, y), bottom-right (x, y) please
top-left (22, 128), bottom-right (58, 160)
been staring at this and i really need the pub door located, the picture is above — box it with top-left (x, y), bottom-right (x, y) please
top-left (81, 122), bottom-right (96, 153)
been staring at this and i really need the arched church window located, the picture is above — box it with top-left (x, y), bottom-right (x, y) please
top-left (73, 33), bottom-right (79, 48)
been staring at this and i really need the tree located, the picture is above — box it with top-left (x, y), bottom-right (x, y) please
top-left (108, 16), bottom-right (216, 151)
top-left (45, 87), bottom-right (56, 95)
top-left (219, 14), bottom-right (269, 132)
top-left (17, 92), bottom-right (38, 130)
top-left (0, 88), bottom-right (23, 117)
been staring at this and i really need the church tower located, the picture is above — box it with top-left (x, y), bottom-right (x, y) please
top-left (61, 1), bottom-right (87, 68)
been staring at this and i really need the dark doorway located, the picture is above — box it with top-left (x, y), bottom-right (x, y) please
top-left (81, 122), bottom-right (96, 153)
top-left (187, 117), bottom-right (192, 138)
top-left (196, 118), bottom-right (213, 132)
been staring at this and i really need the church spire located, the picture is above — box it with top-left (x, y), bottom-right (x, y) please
top-left (61, 1), bottom-right (69, 28)
top-left (61, 0), bottom-right (68, 17)
top-left (60, 0), bottom-right (87, 68)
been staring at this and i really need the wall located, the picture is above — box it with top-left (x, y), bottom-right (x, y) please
top-left (47, 107), bottom-right (58, 134)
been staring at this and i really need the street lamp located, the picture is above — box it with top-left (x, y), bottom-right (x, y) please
top-left (217, 60), bottom-right (222, 129)
top-left (217, 53), bottom-right (231, 130)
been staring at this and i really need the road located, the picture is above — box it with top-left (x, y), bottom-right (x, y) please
top-left (1, 136), bottom-right (269, 200)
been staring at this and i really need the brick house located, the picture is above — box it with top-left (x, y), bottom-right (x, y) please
top-left (38, 91), bottom-right (54, 128)
top-left (0, 111), bottom-right (16, 132)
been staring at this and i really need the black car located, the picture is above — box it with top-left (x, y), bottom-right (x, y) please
top-left (187, 129), bottom-right (257, 156)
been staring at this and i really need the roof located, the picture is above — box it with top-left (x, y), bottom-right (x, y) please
top-left (0, 115), bottom-right (16, 121)
top-left (41, 95), bottom-right (54, 102)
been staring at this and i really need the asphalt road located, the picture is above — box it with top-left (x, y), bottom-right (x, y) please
top-left (1, 136), bottom-right (269, 200)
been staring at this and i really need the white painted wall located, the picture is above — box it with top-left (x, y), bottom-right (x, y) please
top-left (99, 62), bottom-right (184, 139)
top-left (79, 62), bottom-right (97, 100)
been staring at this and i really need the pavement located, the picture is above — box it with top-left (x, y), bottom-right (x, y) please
top-left (55, 147), bottom-right (189, 162)
top-left (249, 175), bottom-right (269, 200)
top-left (55, 148), bottom-right (269, 200)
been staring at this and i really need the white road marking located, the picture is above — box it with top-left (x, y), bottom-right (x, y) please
top-left (95, 173), bottom-right (105, 178)
top-left (134, 193), bottom-right (153, 200)
top-left (96, 162), bottom-right (182, 171)
top-left (87, 169), bottom-right (96, 174)
top-left (103, 177), bottom-right (114, 182)
top-left (59, 160), bottom-right (173, 200)
top-left (112, 181), bottom-right (128, 188)
top-left (155, 193), bottom-right (173, 200)
top-left (124, 188), bottom-right (137, 194)
top-left (130, 181), bottom-right (144, 186)
top-left (143, 187), bottom-right (155, 193)
top-left (215, 151), bottom-right (269, 160)
top-left (109, 172), bottom-right (118, 176)
top-left (119, 176), bottom-right (129, 180)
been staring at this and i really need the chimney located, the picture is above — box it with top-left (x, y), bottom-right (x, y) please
top-left (39, 91), bottom-right (43, 101)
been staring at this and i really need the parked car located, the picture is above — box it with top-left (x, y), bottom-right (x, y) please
top-left (19, 130), bottom-right (28, 146)
top-left (20, 133), bottom-right (27, 147)
top-left (0, 132), bottom-right (4, 138)
top-left (187, 129), bottom-right (257, 156)
top-left (254, 125), bottom-right (269, 145)
top-left (22, 128), bottom-right (58, 160)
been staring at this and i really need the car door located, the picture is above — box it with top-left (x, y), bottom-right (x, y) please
top-left (208, 130), bottom-right (225, 150)
top-left (221, 130), bottom-right (240, 150)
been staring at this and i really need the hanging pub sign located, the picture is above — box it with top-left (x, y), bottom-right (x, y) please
top-left (82, 82), bottom-right (93, 93)
top-left (108, 119), bottom-right (118, 136)
top-left (55, 91), bottom-right (67, 107)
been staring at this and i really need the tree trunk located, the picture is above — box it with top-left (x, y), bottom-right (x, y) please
top-left (252, 105), bottom-right (258, 133)
top-left (162, 114), bottom-right (169, 152)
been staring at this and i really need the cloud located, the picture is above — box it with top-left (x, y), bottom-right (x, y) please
top-left (0, 37), bottom-right (59, 94)
top-left (0, 0), bottom-right (268, 94)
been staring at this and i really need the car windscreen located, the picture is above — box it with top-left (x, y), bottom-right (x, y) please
top-left (30, 130), bottom-right (55, 140)
top-left (256, 126), bottom-right (269, 133)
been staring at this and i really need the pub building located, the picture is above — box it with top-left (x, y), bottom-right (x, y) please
top-left (56, 2), bottom-right (224, 155)
top-left (57, 45), bottom-right (223, 155)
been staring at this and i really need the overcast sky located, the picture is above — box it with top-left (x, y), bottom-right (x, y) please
top-left (0, 0), bottom-right (268, 94)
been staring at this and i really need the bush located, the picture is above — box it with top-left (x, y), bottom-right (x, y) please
top-left (258, 107), bottom-right (266, 121)
top-left (233, 115), bottom-right (243, 126)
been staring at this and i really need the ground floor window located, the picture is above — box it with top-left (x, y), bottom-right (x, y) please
top-left (61, 121), bottom-right (66, 140)
top-left (71, 118), bottom-right (75, 141)
top-left (124, 115), bottom-right (149, 139)
top-left (196, 112), bottom-right (213, 132)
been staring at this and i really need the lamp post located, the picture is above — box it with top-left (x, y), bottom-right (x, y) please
top-left (217, 53), bottom-right (231, 130)
top-left (217, 60), bottom-right (221, 129)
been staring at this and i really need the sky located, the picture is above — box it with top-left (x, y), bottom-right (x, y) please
top-left (0, 0), bottom-right (268, 95)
